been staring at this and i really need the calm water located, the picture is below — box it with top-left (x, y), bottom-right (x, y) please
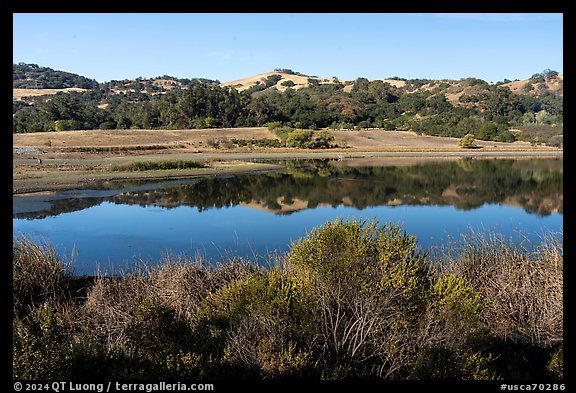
top-left (13, 158), bottom-right (563, 275)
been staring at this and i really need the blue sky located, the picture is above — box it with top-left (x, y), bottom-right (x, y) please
top-left (13, 13), bottom-right (563, 83)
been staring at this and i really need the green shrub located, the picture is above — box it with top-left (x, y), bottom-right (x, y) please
top-left (13, 307), bottom-right (73, 379)
top-left (459, 133), bottom-right (477, 148)
top-left (341, 122), bottom-right (354, 130)
top-left (286, 129), bottom-right (313, 148)
top-left (54, 119), bottom-right (83, 131)
top-left (288, 218), bottom-right (431, 378)
top-left (430, 274), bottom-right (486, 328)
top-left (230, 138), bottom-right (283, 148)
top-left (411, 347), bottom-right (499, 380)
top-left (411, 274), bottom-right (495, 380)
top-left (495, 131), bottom-right (517, 143)
top-left (63, 145), bottom-right (186, 153)
top-left (193, 269), bottom-right (314, 378)
top-left (285, 129), bottom-right (335, 149)
top-left (310, 130), bottom-right (335, 149)
top-left (272, 126), bottom-right (294, 141)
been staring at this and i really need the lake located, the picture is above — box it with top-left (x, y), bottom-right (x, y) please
top-left (13, 157), bottom-right (563, 276)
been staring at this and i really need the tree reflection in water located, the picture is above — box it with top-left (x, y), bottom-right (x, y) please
top-left (14, 158), bottom-right (563, 220)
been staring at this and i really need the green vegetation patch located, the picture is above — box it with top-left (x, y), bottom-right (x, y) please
top-left (285, 129), bottom-right (335, 149)
top-left (111, 160), bottom-right (208, 172)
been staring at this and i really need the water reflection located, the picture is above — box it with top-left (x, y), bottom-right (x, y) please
top-left (13, 157), bottom-right (563, 275)
top-left (14, 158), bottom-right (563, 219)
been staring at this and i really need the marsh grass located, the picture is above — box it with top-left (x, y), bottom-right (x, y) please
top-left (432, 229), bottom-right (563, 347)
top-left (110, 160), bottom-right (208, 172)
top-left (13, 235), bottom-right (74, 314)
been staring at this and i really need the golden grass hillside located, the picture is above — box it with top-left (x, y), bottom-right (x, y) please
top-left (13, 88), bottom-right (87, 100)
top-left (503, 74), bottom-right (563, 97)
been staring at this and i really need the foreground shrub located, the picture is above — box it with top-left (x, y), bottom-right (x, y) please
top-left (12, 222), bottom-right (563, 380)
top-left (411, 274), bottom-right (497, 380)
top-left (13, 306), bottom-right (72, 379)
top-left (192, 269), bottom-right (315, 378)
top-left (288, 218), bottom-right (432, 378)
top-left (547, 345), bottom-right (563, 379)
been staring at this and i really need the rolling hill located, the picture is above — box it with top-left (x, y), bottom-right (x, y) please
top-left (12, 63), bottom-right (563, 148)
top-left (503, 74), bottom-right (563, 97)
top-left (220, 70), bottom-right (407, 92)
top-left (14, 62), bottom-right (563, 102)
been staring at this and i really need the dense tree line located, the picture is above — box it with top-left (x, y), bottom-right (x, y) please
top-left (13, 64), bottom-right (563, 143)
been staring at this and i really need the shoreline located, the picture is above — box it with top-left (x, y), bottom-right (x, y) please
top-left (13, 128), bottom-right (562, 195)
top-left (13, 148), bottom-right (562, 195)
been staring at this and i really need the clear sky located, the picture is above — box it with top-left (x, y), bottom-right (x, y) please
top-left (13, 13), bottom-right (563, 83)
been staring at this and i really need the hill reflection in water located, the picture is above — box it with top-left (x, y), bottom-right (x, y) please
top-left (14, 157), bottom-right (563, 220)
